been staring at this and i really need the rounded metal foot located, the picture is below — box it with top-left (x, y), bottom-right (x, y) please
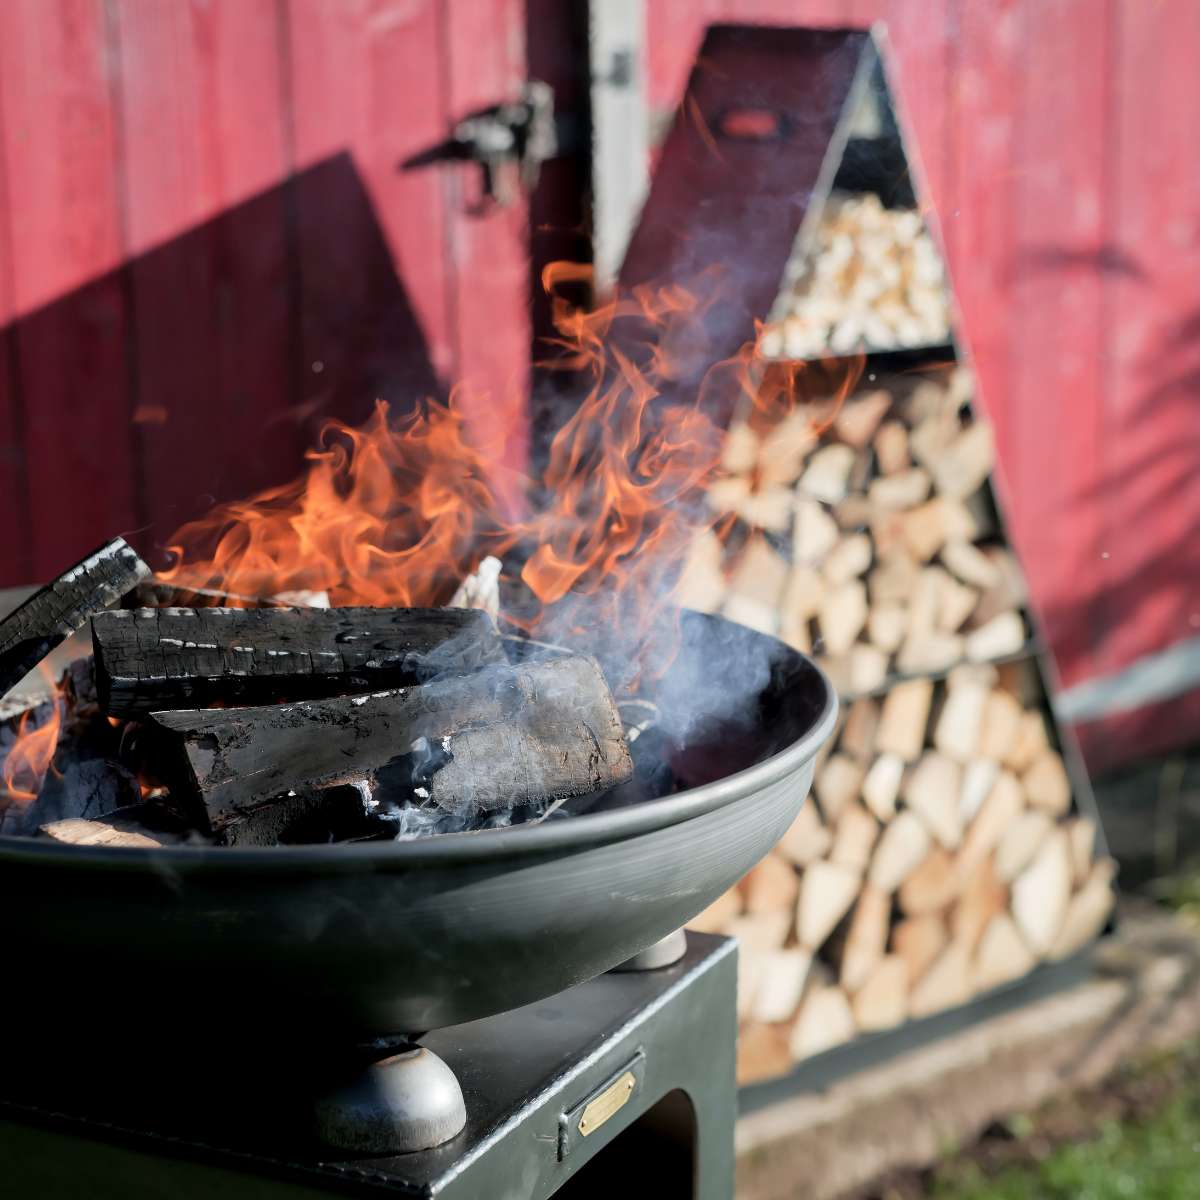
top-left (611, 927), bottom-right (688, 972)
top-left (314, 1045), bottom-right (467, 1155)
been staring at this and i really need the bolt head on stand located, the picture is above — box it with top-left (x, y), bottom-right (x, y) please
top-left (313, 1046), bottom-right (467, 1155)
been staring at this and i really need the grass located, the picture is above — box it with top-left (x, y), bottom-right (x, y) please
top-left (928, 1092), bottom-right (1200, 1199)
top-left (867, 1041), bottom-right (1200, 1200)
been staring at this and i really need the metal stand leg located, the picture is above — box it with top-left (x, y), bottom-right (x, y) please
top-left (611, 927), bottom-right (688, 972)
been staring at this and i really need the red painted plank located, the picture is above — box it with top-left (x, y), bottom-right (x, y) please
top-left (1074, 688), bottom-right (1200, 779)
top-left (0, 0), bottom-right (138, 581)
top-left (440, 0), bottom-right (531, 489)
top-left (285, 0), bottom-right (454, 429)
top-left (1003, 0), bottom-right (1113, 691)
top-left (111, 0), bottom-right (297, 562)
top-left (0, 60), bottom-right (30, 586)
top-left (1097, 0), bottom-right (1200, 681)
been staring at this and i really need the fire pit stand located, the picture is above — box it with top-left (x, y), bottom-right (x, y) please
top-left (0, 932), bottom-right (736, 1199)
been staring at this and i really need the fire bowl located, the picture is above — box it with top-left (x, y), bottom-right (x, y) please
top-left (0, 611), bottom-right (835, 1044)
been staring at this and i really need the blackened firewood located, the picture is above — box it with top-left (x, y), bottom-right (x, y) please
top-left (0, 538), bottom-right (150, 698)
top-left (92, 605), bottom-right (506, 717)
top-left (149, 654), bottom-right (633, 830)
top-left (220, 785), bottom-right (392, 847)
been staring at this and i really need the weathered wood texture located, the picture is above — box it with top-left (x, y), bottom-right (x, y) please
top-left (0, 539), bottom-right (149, 697)
top-left (92, 605), bottom-right (505, 716)
top-left (150, 654), bottom-right (632, 828)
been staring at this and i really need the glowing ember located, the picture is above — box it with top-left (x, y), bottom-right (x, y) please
top-left (1, 689), bottom-right (63, 807)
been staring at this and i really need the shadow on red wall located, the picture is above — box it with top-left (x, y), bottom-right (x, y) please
top-left (0, 153), bottom-right (439, 586)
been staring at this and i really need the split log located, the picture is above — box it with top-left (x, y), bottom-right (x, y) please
top-left (834, 389), bottom-right (892, 449)
top-left (39, 812), bottom-right (184, 848)
top-left (721, 422), bottom-right (759, 473)
top-left (817, 580), bottom-right (867, 656)
top-left (800, 444), bottom-right (857, 504)
top-left (896, 631), bottom-right (963, 676)
top-left (930, 423), bottom-right (994, 499)
top-left (851, 954), bottom-right (909, 1032)
top-left (938, 576), bottom-right (979, 633)
top-left (92, 605), bottom-right (506, 717)
top-left (737, 950), bottom-right (766, 1021)
top-left (873, 420), bottom-right (910, 475)
top-left (823, 534), bottom-right (872, 585)
top-left (793, 500), bottom-right (840, 565)
top-left (797, 860), bottom-right (860, 949)
top-left (909, 940), bottom-right (972, 1018)
top-left (776, 802), bottom-right (833, 867)
top-left (869, 555), bottom-right (919, 607)
top-left (1011, 830), bottom-right (1072, 955)
top-left (687, 887), bottom-right (743, 934)
top-left (741, 854), bottom-right (800, 915)
top-left (869, 811), bottom-right (932, 892)
top-left (867, 604), bottom-right (907, 653)
top-left (904, 753), bottom-right (963, 849)
top-left (737, 1023), bottom-right (793, 1086)
top-left (933, 682), bottom-right (987, 762)
top-left (834, 495), bottom-right (874, 531)
top-left (727, 910), bottom-right (792, 953)
top-left (848, 645), bottom-right (889, 694)
top-left (901, 497), bottom-right (977, 562)
top-left (868, 467), bottom-right (931, 510)
top-left (972, 913), bottom-right (1036, 993)
top-left (813, 754), bottom-right (866, 823)
top-left (839, 883), bottom-right (891, 992)
top-left (830, 801), bottom-right (880, 873)
top-left (875, 678), bottom-right (933, 761)
top-left (1005, 711), bottom-right (1050, 773)
top-left (219, 785), bottom-right (390, 847)
top-left (675, 530), bottom-right (728, 614)
top-left (995, 810), bottom-right (1055, 882)
top-left (892, 914), bottom-right (947, 986)
top-left (964, 611), bottom-right (1026, 662)
top-left (959, 759), bottom-right (1000, 824)
top-left (958, 770), bottom-right (1024, 875)
top-left (1049, 858), bottom-right (1116, 960)
top-left (149, 654), bottom-right (632, 830)
top-left (898, 847), bottom-right (962, 916)
top-left (0, 538), bottom-right (149, 697)
top-left (1022, 750), bottom-right (1072, 816)
top-left (978, 689), bottom-right (1023, 760)
top-left (941, 540), bottom-right (1000, 590)
top-left (725, 536), bottom-right (789, 635)
top-left (758, 412), bottom-right (817, 486)
top-left (751, 948), bottom-right (814, 1023)
top-left (950, 856), bottom-right (1007, 952)
top-left (790, 985), bottom-right (856, 1059)
top-left (780, 565), bottom-right (824, 652)
top-left (840, 697), bottom-right (880, 762)
top-left (862, 752), bottom-right (904, 821)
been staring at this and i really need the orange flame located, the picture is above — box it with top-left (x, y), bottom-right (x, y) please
top-left (161, 265), bottom-right (860, 683)
top-left (2, 684), bottom-right (64, 808)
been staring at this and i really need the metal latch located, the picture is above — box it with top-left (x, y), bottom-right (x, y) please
top-left (557, 1049), bottom-right (646, 1160)
top-left (452, 81), bottom-right (556, 207)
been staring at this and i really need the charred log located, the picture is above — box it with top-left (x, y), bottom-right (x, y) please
top-left (219, 785), bottom-right (392, 847)
top-left (149, 654), bottom-right (633, 830)
top-left (0, 538), bottom-right (149, 698)
top-left (92, 605), bottom-right (506, 717)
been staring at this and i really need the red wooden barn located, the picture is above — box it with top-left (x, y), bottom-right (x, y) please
top-left (0, 0), bottom-right (1196, 774)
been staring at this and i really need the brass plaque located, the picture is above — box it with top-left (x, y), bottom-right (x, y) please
top-left (577, 1070), bottom-right (636, 1137)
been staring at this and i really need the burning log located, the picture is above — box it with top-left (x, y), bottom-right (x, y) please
top-left (92, 606), bottom-right (505, 717)
top-left (0, 538), bottom-right (149, 698)
top-left (149, 654), bottom-right (633, 832)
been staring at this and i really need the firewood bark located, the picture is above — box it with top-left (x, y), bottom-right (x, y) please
top-left (0, 538), bottom-right (149, 697)
top-left (92, 605), bottom-right (506, 717)
top-left (149, 654), bottom-right (632, 829)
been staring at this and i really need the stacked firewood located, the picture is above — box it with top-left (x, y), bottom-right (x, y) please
top-left (692, 660), bottom-right (1115, 1085)
top-left (679, 366), bottom-right (1114, 1084)
top-left (759, 193), bottom-right (952, 360)
top-left (678, 367), bottom-right (1027, 694)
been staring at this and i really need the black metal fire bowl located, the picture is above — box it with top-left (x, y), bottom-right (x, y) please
top-left (0, 612), bottom-right (835, 1045)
